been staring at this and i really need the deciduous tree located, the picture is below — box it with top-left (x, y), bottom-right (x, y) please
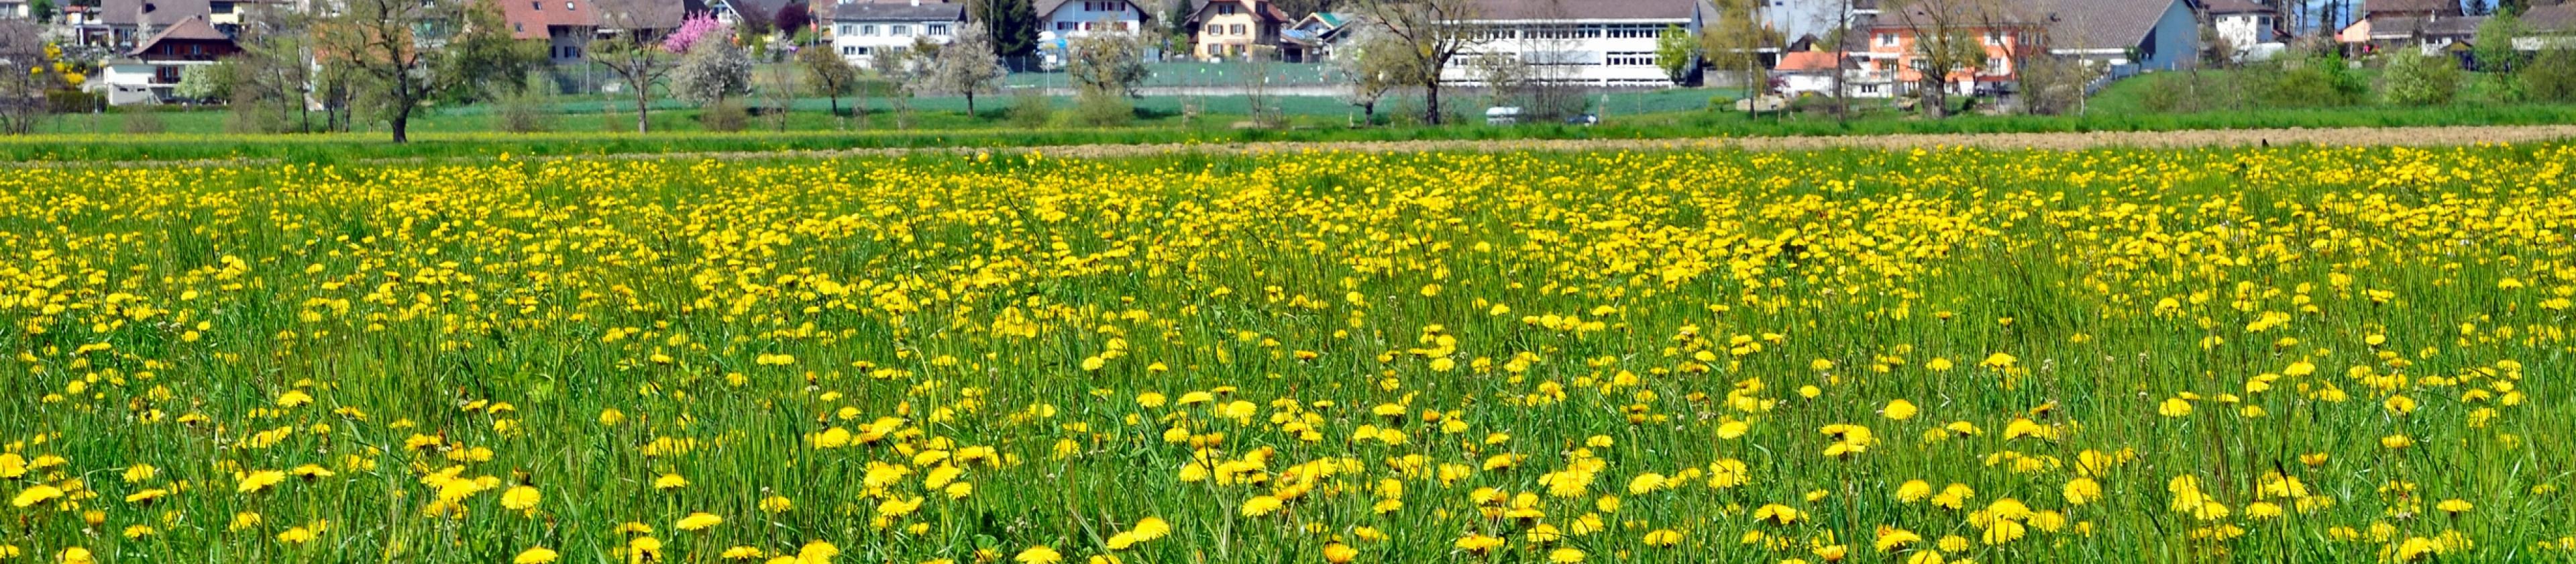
top-left (1346, 0), bottom-right (1483, 124)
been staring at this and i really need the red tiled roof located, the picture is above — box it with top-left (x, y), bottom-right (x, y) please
top-left (503, 0), bottom-right (601, 40)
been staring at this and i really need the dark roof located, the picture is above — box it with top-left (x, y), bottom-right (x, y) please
top-left (101, 0), bottom-right (211, 27)
top-left (2368, 14), bottom-right (2485, 38)
top-left (1190, 0), bottom-right (1290, 23)
top-left (830, 1), bottom-right (963, 21)
top-left (1466, 0), bottom-right (1705, 21)
top-left (2202, 0), bottom-right (2270, 15)
top-left (1035, 0), bottom-right (1146, 18)
top-left (2363, 0), bottom-right (2463, 17)
top-left (503, 0), bottom-right (601, 40)
top-left (1876, 0), bottom-right (2045, 29)
top-left (127, 15), bottom-right (230, 56)
top-left (592, 0), bottom-right (687, 30)
top-left (2525, 3), bottom-right (2576, 32)
top-left (2043, 0), bottom-right (2188, 50)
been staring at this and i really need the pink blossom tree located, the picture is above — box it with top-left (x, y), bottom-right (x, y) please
top-left (663, 13), bottom-right (727, 54)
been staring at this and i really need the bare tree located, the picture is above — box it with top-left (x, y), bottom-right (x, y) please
top-left (1348, 0), bottom-right (1483, 124)
top-left (0, 20), bottom-right (54, 135)
top-left (591, 33), bottom-right (677, 134)
top-left (1882, 0), bottom-right (1995, 118)
top-left (932, 22), bottom-right (1008, 116)
top-left (798, 46), bottom-right (859, 127)
top-left (1334, 21), bottom-right (1411, 124)
top-left (1702, 0), bottom-right (1778, 119)
top-left (315, 0), bottom-right (451, 142)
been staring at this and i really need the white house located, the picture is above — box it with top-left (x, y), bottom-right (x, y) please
top-left (830, 0), bottom-right (965, 68)
top-left (1436, 0), bottom-right (1717, 87)
top-left (1035, 0), bottom-right (1150, 66)
top-left (2203, 0), bottom-right (2276, 50)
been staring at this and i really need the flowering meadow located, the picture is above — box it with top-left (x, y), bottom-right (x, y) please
top-left (1, 146), bottom-right (2572, 564)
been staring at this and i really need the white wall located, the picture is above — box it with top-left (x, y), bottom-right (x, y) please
top-left (1436, 21), bottom-right (1691, 86)
top-left (833, 19), bottom-right (958, 67)
top-left (2215, 13), bottom-right (2275, 50)
top-left (1039, 1), bottom-right (1144, 44)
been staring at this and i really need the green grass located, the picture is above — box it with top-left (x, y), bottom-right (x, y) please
top-left (0, 144), bottom-right (2570, 563)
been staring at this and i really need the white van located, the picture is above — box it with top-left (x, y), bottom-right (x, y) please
top-left (1485, 106), bottom-right (1521, 126)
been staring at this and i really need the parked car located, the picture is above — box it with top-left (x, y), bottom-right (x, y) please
top-left (1564, 113), bottom-right (1599, 126)
top-left (1485, 106), bottom-right (1521, 126)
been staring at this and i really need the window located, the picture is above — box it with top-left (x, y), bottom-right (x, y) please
top-left (1057, 21), bottom-right (1073, 30)
top-left (514, 22), bottom-right (523, 32)
top-left (529, 1), bottom-right (537, 9)
top-left (1081, 21), bottom-right (1094, 30)
top-left (861, 24), bottom-right (877, 35)
top-left (1112, 21), bottom-right (1128, 31)
top-left (1986, 56), bottom-right (2004, 72)
top-left (1876, 33), bottom-right (1895, 46)
top-left (1218, 4), bottom-right (1236, 15)
top-left (1229, 23), bottom-right (1243, 35)
top-left (891, 24), bottom-right (910, 36)
top-left (843, 46), bottom-right (856, 54)
top-left (1605, 52), bottom-right (1655, 66)
top-left (839, 24), bottom-right (852, 35)
top-left (856, 46), bottom-right (872, 54)
top-left (1984, 31), bottom-right (2009, 45)
top-left (928, 23), bottom-right (949, 36)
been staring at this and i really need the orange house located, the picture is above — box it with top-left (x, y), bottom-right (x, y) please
top-left (1859, 3), bottom-right (2044, 96)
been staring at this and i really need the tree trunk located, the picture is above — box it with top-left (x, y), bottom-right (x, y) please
top-left (965, 91), bottom-right (977, 116)
top-left (1363, 101), bottom-right (1376, 125)
top-left (635, 87), bottom-right (651, 134)
top-left (390, 101), bottom-right (412, 143)
top-left (1424, 78), bottom-right (1443, 125)
top-left (828, 93), bottom-right (841, 128)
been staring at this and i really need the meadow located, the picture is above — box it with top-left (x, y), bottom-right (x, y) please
top-left (1, 144), bottom-right (2572, 563)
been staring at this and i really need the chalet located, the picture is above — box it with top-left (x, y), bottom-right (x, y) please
top-left (100, 0), bottom-right (212, 48)
top-left (1189, 0), bottom-right (1290, 60)
top-left (101, 15), bottom-right (237, 102)
top-left (1280, 11), bottom-right (1357, 62)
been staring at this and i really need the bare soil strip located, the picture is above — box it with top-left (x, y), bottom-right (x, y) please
top-left (28, 124), bottom-right (2576, 169)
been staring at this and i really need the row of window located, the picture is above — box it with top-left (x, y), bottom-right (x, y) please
top-left (1872, 31), bottom-right (2018, 47)
top-left (1465, 23), bottom-right (1682, 41)
top-left (842, 45), bottom-right (912, 56)
top-left (1203, 23), bottom-right (1249, 36)
top-left (1052, 21), bottom-right (1132, 31)
top-left (527, 1), bottom-right (575, 10)
top-left (1079, 1), bottom-right (1126, 11)
top-left (837, 23), bottom-right (951, 37)
top-left (553, 44), bottom-right (582, 58)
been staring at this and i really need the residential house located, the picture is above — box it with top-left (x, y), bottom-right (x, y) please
top-left (100, 0), bottom-right (213, 48)
top-left (1858, 1), bottom-right (2044, 97)
top-left (2336, 0), bottom-right (2471, 54)
top-left (2204, 0), bottom-right (2279, 50)
top-left (1772, 49), bottom-right (1847, 95)
top-left (2041, 0), bottom-right (2198, 72)
top-left (0, 0), bottom-right (26, 19)
top-left (1036, 0), bottom-right (1148, 66)
top-left (2518, 2), bottom-right (2576, 50)
top-left (1762, 0), bottom-right (1861, 46)
top-left (829, 0), bottom-right (961, 68)
top-left (502, 0), bottom-right (600, 64)
top-left (592, 0), bottom-right (692, 38)
top-left (1189, 0), bottom-right (1287, 60)
top-left (1436, 0), bottom-right (1719, 87)
top-left (100, 15), bottom-right (237, 103)
top-left (1279, 11), bottom-right (1356, 62)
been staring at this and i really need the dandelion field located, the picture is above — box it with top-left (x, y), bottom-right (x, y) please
top-left (1, 145), bottom-right (2573, 563)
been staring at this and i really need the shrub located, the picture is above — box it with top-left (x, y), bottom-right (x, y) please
top-left (121, 109), bottom-right (167, 134)
top-left (493, 91), bottom-right (556, 133)
top-left (1008, 88), bottom-right (1053, 129)
top-left (700, 99), bottom-right (749, 132)
top-left (2380, 49), bottom-right (2463, 106)
top-left (2520, 48), bottom-right (2576, 103)
top-left (1075, 91), bottom-right (1131, 127)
